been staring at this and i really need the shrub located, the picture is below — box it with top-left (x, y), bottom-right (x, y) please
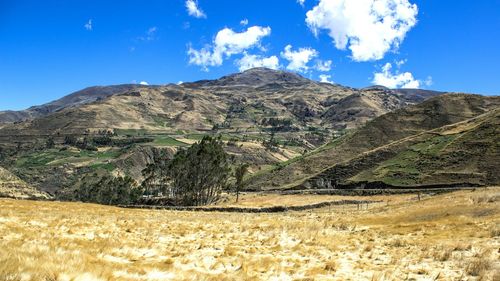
top-left (64, 135), bottom-right (77, 145)
top-left (45, 137), bottom-right (55, 149)
top-left (465, 257), bottom-right (491, 276)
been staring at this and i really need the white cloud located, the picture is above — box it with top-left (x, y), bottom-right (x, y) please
top-left (395, 59), bottom-right (407, 68)
top-left (314, 59), bottom-right (332, 72)
top-left (147, 27), bottom-right (157, 38)
top-left (319, 74), bottom-right (334, 83)
top-left (185, 0), bottom-right (206, 18)
top-left (280, 44), bottom-right (318, 72)
top-left (424, 76), bottom-right (433, 87)
top-left (138, 26), bottom-right (158, 41)
top-left (139, 81), bottom-right (149, 85)
top-left (236, 52), bottom-right (280, 71)
top-left (306, 0), bottom-right (418, 61)
top-left (372, 63), bottom-right (420, 88)
top-left (240, 19), bottom-right (249, 26)
top-left (188, 26), bottom-right (272, 70)
top-left (297, 0), bottom-right (306, 6)
top-left (84, 19), bottom-right (92, 31)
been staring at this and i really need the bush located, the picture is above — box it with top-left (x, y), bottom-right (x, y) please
top-left (64, 135), bottom-right (77, 146)
top-left (45, 137), bottom-right (55, 149)
top-left (92, 135), bottom-right (112, 146)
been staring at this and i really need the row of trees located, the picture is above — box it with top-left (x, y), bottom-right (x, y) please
top-left (72, 135), bottom-right (249, 206)
top-left (73, 175), bottom-right (142, 205)
top-left (141, 136), bottom-right (249, 206)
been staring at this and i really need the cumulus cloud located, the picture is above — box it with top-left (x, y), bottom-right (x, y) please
top-left (84, 19), bottom-right (92, 31)
top-left (297, 0), bottom-right (306, 6)
top-left (139, 81), bottom-right (149, 85)
top-left (319, 74), bottom-right (334, 83)
top-left (185, 0), bottom-right (206, 18)
top-left (306, 0), bottom-right (418, 61)
top-left (236, 52), bottom-right (280, 71)
top-left (188, 26), bottom-right (272, 70)
top-left (280, 45), bottom-right (318, 72)
top-left (314, 59), bottom-right (332, 72)
top-left (240, 19), bottom-right (249, 26)
top-left (372, 63), bottom-right (420, 88)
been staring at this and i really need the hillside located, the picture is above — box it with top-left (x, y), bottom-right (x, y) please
top-left (306, 108), bottom-right (500, 188)
top-left (0, 85), bottom-right (139, 124)
top-left (0, 166), bottom-right (50, 199)
top-left (246, 94), bottom-right (500, 190)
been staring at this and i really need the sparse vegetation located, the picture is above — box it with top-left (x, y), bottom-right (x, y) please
top-left (465, 256), bottom-right (491, 277)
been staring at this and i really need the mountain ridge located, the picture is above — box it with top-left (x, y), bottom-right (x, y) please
top-left (0, 68), bottom-right (442, 126)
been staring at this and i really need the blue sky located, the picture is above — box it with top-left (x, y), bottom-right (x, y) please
top-left (0, 0), bottom-right (499, 110)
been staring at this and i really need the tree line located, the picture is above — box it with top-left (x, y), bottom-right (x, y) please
top-left (70, 135), bottom-right (248, 206)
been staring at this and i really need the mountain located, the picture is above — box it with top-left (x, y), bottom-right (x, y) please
top-left (0, 68), bottom-right (447, 193)
top-left (183, 67), bottom-right (312, 87)
top-left (0, 68), bottom-right (441, 136)
top-left (246, 94), bottom-right (500, 190)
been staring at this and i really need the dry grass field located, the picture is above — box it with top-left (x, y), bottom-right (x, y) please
top-left (0, 188), bottom-right (499, 281)
top-left (215, 193), bottom-right (414, 208)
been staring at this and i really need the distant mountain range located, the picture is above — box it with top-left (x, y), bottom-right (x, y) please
top-left (0, 68), bottom-right (441, 132)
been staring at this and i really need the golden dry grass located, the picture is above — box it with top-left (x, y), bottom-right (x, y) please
top-left (216, 193), bottom-right (414, 208)
top-left (0, 188), bottom-right (499, 280)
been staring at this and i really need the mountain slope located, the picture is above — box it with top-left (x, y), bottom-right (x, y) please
top-left (0, 85), bottom-right (140, 124)
top-left (0, 166), bottom-right (50, 199)
top-left (305, 108), bottom-right (500, 188)
top-left (246, 94), bottom-right (500, 190)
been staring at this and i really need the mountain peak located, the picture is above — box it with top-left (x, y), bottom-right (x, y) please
top-left (187, 67), bottom-right (312, 88)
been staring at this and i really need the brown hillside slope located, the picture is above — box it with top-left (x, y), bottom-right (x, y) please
top-left (246, 94), bottom-right (500, 190)
top-left (0, 166), bottom-right (50, 199)
top-left (0, 85), bottom-right (138, 124)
